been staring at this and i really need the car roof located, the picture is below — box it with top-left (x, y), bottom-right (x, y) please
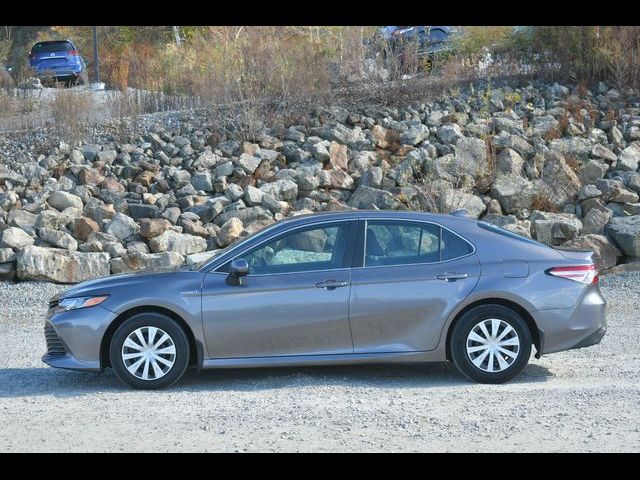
top-left (33, 40), bottom-right (73, 45)
top-left (32, 40), bottom-right (75, 48)
top-left (276, 209), bottom-right (477, 227)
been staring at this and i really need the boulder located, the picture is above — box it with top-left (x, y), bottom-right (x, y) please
top-left (400, 123), bottom-right (429, 146)
top-left (579, 159), bottom-right (608, 185)
top-left (329, 141), bottom-right (348, 170)
top-left (35, 210), bottom-right (74, 231)
top-left (0, 227), bottom-right (34, 249)
top-left (581, 207), bottom-right (612, 235)
top-left (259, 179), bottom-right (298, 201)
top-left (37, 227), bottom-right (78, 251)
top-left (319, 168), bottom-right (355, 190)
top-left (191, 171), bottom-right (213, 192)
top-left (17, 246), bottom-right (110, 283)
top-left (529, 211), bottom-right (582, 245)
top-left (436, 124), bottom-right (463, 144)
top-left (372, 125), bottom-right (400, 150)
top-left (532, 115), bottom-right (559, 136)
top-left (452, 136), bottom-right (489, 185)
top-left (496, 148), bottom-right (525, 176)
top-left (607, 215), bottom-right (640, 257)
top-left (215, 206), bottom-right (272, 227)
top-left (359, 167), bottom-right (384, 188)
top-left (541, 152), bottom-right (581, 208)
top-left (595, 179), bottom-right (639, 203)
top-left (110, 251), bottom-right (184, 274)
top-left (218, 218), bottom-right (244, 247)
top-left (74, 217), bottom-right (100, 242)
top-left (244, 185), bottom-right (265, 206)
top-left (48, 191), bottom-right (83, 211)
top-left (347, 185), bottom-right (400, 210)
top-left (105, 213), bottom-right (140, 241)
top-left (237, 154), bottom-right (262, 175)
top-left (549, 137), bottom-right (592, 161)
top-left (616, 142), bottom-right (640, 172)
top-left (127, 203), bottom-right (160, 220)
top-left (148, 230), bottom-right (207, 255)
top-left (438, 189), bottom-right (486, 219)
top-left (563, 234), bottom-right (621, 270)
top-left (7, 209), bottom-right (37, 235)
top-left (491, 174), bottom-right (541, 214)
top-left (591, 144), bottom-right (617, 163)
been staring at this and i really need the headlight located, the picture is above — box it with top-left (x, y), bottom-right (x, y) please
top-left (58, 295), bottom-right (109, 311)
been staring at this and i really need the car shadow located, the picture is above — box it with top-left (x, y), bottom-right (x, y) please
top-left (0, 362), bottom-right (554, 399)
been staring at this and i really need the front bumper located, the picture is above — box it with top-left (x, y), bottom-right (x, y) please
top-left (533, 283), bottom-right (607, 355)
top-left (42, 305), bottom-right (118, 372)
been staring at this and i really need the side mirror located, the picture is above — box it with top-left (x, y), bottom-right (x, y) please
top-left (226, 258), bottom-right (249, 286)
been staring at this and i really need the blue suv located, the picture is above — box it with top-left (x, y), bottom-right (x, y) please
top-left (28, 40), bottom-right (88, 86)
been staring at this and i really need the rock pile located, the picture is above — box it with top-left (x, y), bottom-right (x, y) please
top-left (2, 80), bottom-right (640, 283)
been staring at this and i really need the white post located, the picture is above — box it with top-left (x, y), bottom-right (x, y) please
top-left (173, 26), bottom-right (182, 46)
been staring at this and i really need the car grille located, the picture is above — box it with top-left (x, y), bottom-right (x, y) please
top-left (44, 323), bottom-right (66, 356)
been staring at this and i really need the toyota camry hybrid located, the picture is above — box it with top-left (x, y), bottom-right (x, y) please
top-left (43, 210), bottom-right (607, 389)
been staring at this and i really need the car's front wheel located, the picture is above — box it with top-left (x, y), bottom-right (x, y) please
top-left (110, 312), bottom-right (190, 390)
top-left (450, 305), bottom-right (532, 384)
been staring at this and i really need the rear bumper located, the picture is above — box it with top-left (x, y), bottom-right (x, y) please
top-left (533, 283), bottom-right (607, 355)
top-left (34, 66), bottom-right (83, 78)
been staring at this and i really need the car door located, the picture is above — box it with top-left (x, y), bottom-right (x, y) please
top-left (201, 220), bottom-right (357, 359)
top-left (349, 219), bottom-right (481, 353)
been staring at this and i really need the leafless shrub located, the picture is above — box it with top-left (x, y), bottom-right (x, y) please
top-left (50, 86), bottom-right (94, 142)
top-left (531, 193), bottom-right (559, 213)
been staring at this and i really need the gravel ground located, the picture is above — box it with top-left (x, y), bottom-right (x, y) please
top-left (0, 274), bottom-right (639, 452)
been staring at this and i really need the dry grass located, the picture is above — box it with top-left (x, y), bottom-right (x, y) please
top-left (49, 86), bottom-right (94, 142)
top-left (531, 193), bottom-right (559, 213)
top-left (3, 26), bottom-right (640, 141)
top-left (564, 156), bottom-right (581, 174)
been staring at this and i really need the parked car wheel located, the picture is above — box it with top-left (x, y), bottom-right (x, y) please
top-left (110, 312), bottom-right (190, 390)
top-left (450, 305), bottom-right (532, 384)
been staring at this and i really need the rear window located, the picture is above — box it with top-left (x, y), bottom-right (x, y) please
top-left (478, 221), bottom-right (550, 248)
top-left (441, 228), bottom-right (473, 261)
top-left (31, 41), bottom-right (74, 54)
top-left (429, 28), bottom-right (449, 42)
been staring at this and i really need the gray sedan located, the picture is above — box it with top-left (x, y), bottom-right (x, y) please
top-left (43, 210), bottom-right (607, 389)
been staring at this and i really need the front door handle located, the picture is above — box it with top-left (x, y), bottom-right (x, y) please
top-left (314, 280), bottom-right (349, 290)
top-left (436, 272), bottom-right (468, 282)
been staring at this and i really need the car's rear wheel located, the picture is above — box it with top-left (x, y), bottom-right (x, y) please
top-left (450, 305), bottom-right (532, 384)
top-left (109, 312), bottom-right (189, 390)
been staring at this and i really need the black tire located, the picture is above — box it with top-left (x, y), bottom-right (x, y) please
top-left (110, 312), bottom-right (190, 390)
top-left (450, 305), bottom-right (532, 384)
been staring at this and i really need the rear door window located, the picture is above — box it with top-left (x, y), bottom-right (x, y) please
top-left (363, 220), bottom-right (474, 267)
top-left (364, 221), bottom-right (440, 267)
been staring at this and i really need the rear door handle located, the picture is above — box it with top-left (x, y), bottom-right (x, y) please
top-left (436, 272), bottom-right (468, 281)
top-left (315, 280), bottom-right (349, 290)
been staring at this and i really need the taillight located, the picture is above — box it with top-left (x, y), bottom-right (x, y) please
top-left (68, 50), bottom-right (79, 56)
top-left (547, 265), bottom-right (598, 284)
